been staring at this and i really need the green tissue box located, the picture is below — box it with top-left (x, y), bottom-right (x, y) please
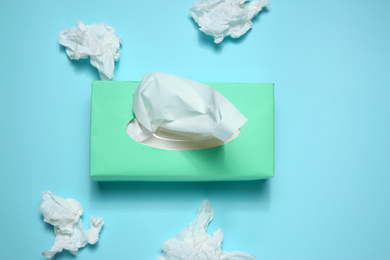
top-left (90, 81), bottom-right (274, 181)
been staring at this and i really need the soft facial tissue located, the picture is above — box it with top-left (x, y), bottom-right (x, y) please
top-left (127, 72), bottom-right (247, 150)
top-left (59, 21), bottom-right (122, 80)
top-left (190, 0), bottom-right (269, 44)
top-left (40, 191), bottom-right (104, 259)
top-left (157, 200), bottom-right (256, 260)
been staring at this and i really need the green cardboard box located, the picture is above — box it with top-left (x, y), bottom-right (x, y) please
top-left (90, 81), bottom-right (274, 181)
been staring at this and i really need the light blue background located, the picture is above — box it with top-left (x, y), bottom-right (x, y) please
top-left (1, 0), bottom-right (389, 259)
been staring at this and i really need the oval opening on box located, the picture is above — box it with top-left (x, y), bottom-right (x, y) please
top-left (126, 118), bottom-right (240, 150)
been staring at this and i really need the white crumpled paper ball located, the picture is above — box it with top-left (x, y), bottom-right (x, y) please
top-left (190, 0), bottom-right (269, 44)
top-left (59, 21), bottom-right (122, 80)
top-left (157, 200), bottom-right (256, 260)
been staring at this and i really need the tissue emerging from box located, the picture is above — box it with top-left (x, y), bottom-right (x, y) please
top-left (127, 72), bottom-right (247, 150)
top-left (190, 0), bottom-right (269, 44)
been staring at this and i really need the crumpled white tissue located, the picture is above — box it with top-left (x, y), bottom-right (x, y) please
top-left (39, 191), bottom-right (104, 259)
top-left (190, 0), bottom-right (269, 44)
top-left (59, 21), bottom-right (122, 80)
top-left (127, 72), bottom-right (247, 149)
top-left (157, 200), bottom-right (256, 260)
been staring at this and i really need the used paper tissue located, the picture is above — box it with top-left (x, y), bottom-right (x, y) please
top-left (190, 0), bottom-right (269, 44)
top-left (158, 200), bottom-right (255, 260)
top-left (40, 191), bottom-right (104, 259)
top-left (127, 72), bottom-right (247, 150)
top-left (59, 21), bottom-right (122, 80)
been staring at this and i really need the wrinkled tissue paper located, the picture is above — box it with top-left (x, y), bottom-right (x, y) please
top-left (190, 0), bottom-right (269, 44)
top-left (157, 200), bottom-right (256, 260)
top-left (127, 72), bottom-right (247, 150)
top-left (40, 191), bottom-right (104, 259)
top-left (59, 21), bottom-right (122, 80)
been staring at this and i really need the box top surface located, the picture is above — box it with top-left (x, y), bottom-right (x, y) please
top-left (91, 81), bottom-right (274, 181)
